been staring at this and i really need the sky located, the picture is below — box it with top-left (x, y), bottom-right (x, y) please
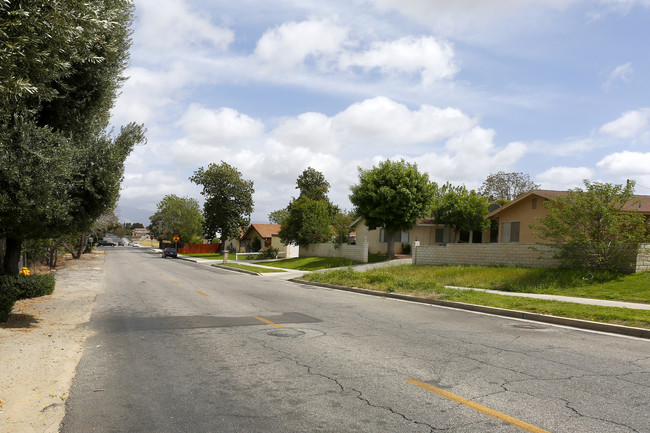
top-left (111, 0), bottom-right (650, 225)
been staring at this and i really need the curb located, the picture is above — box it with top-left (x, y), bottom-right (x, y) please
top-left (289, 279), bottom-right (650, 340)
top-left (211, 264), bottom-right (260, 276)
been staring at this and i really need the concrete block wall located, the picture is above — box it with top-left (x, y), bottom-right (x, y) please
top-left (299, 238), bottom-right (369, 263)
top-left (636, 244), bottom-right (650, 272)
top-left (414, 243), bottom-right (561, 268)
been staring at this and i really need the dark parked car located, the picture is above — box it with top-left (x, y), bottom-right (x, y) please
top-left (162, 247), bottom-right (177, 258)
top-left (97, 240), bottom-right (116, 247)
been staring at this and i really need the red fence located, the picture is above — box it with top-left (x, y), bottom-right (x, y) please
top-left (178, 243), bottom-right (221, 254)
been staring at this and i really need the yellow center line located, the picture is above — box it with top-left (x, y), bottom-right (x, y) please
top-left (404, 378), bottom-right (550, 433)
top-left (170, 280), bottom-right (179, 284)
top-left (195, 291), bottom-right (209, 297)
top-left (254, 316), bottom-right (284, 328)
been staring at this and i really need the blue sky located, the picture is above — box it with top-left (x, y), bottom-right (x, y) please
top-left (112, 0), bottom-right (650, 224)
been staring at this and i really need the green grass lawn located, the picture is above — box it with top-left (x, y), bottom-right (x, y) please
top-left (184, 253), bottom-right (224, 260)
top-left (299, 266), bottom-right (650, 328)
top-left (260, 257), bottom-right (363, 271)
top-left (221, 263), bottom-right (286, 273)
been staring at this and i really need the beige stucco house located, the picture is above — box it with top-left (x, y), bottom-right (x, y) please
top-left (485, 189), bottom-right (650, 244)
top-left (351, 217), bottom-right (490, 255)
top-left (223, 224), bottom-right (296, 258)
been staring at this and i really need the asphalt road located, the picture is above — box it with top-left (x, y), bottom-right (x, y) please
top-left (61, 248), bottom-right (650, 432)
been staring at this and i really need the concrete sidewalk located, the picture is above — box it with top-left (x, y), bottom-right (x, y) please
top-left (445, 286), bottom-right (650, 310)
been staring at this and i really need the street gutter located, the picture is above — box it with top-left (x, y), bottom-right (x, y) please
top-left (290, 279), bottom-right (650, 340)
top-left (211, 264), bottom-right (261, 276)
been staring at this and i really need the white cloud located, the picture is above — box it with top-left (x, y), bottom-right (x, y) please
top-left (537, 166), bottom-right (595, 189)
top-left (339, 36), bottom-right (458, 84)
top-left (602, 62), bottom-right (634, 90)
top-left (272, 113), bottom-right (336, 151)
top-left (333, 96), bottom-right (476, 147)
top-left (178, 105), bottom-right (265, 145)
top-left (111, 65), bottom-right (194, 126)
top-left (253, 19), bottom-right (457, 84)
top-left (597, 151), bottom-right (650, 176)
top-left (254, 18), bottom-right (349, 69)
top-left (599, 108), bottom-right (650, 141)
top-left (135, 0), bottom-right (234, 54)
top-left (589, 0), bottom-right (650, 18)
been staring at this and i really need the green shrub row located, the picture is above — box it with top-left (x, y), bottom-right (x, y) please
top-left (0, 274), bottom-right (56, 322)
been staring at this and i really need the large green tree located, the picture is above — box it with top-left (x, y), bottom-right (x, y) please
top-left (0, 0), bottom-right (144, 275)
top-left (190, 161), bottom-right (255, 243)
top-left (279, 197), bottom-right (333, 246)
top-left (432, 184), bottom-right (490, 242)
top-left (349, 159), bottom-right (435, 259)
top-left (296, 167), bottom-right (330, 202)
top-left (531, 180), bottom-right (650, 272)
top-left (148, 195), bottom-right (204, 246)
top-left (278, 168), bottom-right (337, 247)
top-left (479, 171), bottom-right (539, 202)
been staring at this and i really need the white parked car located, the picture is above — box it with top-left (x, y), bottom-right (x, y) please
top-left (132, 242), bottom-right (140, 247)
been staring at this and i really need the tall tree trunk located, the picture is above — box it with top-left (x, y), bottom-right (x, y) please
top-left (2, 237), bottom-right (22, 275)
top-left (386, 231), bottom-right (396, 260)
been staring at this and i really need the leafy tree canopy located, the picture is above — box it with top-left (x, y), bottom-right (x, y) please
top-left (296, 167), bottom-right (330, 202)
top-left (349, 159), bottom-right (435, 258)
top-left (148, 195), bottom-right (204, 245)
top-left (531, 180), bottom-right (650, 272)
top-left (268, 209), bottom-right (289, 225)
top-left (278, 168), bottom-right (338, 246)
top-left (432, 183), bottom-right (490, 242)
top-left (479, 171), bottom-right (539, 202)
top-left (278, 197), bottom-right (333, 246)
top-left (0, 0), bottom-right (143, 275)
top-left (190, 161), bottom-right (254, 241)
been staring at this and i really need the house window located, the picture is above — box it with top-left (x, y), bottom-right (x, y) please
top-left (501, 222), bottom-right (520, 243)
top-left (472, 231), bottom-right (483, 243)
top-left (435, 227), bottom-right (451, 243)
top-left (532, 198), bottom-right (537, 210)
top-left (380, 229), bottom-right (409, 243)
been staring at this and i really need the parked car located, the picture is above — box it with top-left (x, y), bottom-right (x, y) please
top-left (162, 247), bottom-right (177, 258)
top-left (118, 241), bottom-right (125, 246)
top-left (97, 240), bottom-right (116, 246)
top-left (132, 242), bottom-right (140, 247)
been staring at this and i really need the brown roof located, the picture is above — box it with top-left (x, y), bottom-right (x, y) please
top-left (624, 195), bottom-right (650, 214)
top-left (242, 224), bottom-right (281, 239)
top-left (486, 189), bottom-right (650, 218)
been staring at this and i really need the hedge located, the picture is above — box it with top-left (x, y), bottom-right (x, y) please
top-left (0, 274), bottom-right (56, 322)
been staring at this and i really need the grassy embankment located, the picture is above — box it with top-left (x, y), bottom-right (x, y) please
top-left (300, 265), bottom-right (650, 329)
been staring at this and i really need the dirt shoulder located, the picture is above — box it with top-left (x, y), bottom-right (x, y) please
top-left (0, 252), bottom-right (105, 432)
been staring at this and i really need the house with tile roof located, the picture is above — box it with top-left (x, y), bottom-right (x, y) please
top-left (485, 189), bottom-right (650, 244)
top-left (222, 223), bottom-right (298, 258)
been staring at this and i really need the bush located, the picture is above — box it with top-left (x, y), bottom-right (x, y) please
top-left (16, 274), bottom-right (56, 299)
top-left (402, 243), bottom-right (411, 255)
top-left (227, 245), bottom-right (237, 254)
top-left (0, 284), bottom-right (18, 322)
top-left (262, 247), bottom-right (279, 259)
top-left (0, 273), bottom-right (56, 300)
top-left (251, 237), bottom-right (262, 252)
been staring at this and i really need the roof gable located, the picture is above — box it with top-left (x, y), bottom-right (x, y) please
top-left (486, 189), bottom-right (650, 218)
top-left (242, 223), bottom-right (281, 239)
